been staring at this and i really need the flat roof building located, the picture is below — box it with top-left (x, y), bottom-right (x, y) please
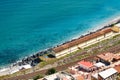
top-left (92, 68), bottom-right (118, 80)
top-left (98, 68), bottom-right (118, 80)
top-left (53, 28), bottom-right (113, 53)
top-left (94, 62), bottom-right (105, 68)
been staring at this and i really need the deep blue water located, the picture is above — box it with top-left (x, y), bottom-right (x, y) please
top-left (0, 0), bottom-right (120, 67)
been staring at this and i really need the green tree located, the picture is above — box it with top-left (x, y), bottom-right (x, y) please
top-left (46, 68), bottom-right (57, 75)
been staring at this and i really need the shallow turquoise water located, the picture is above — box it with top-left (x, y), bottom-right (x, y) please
top-left (0, 0), bottom-right (120, 67)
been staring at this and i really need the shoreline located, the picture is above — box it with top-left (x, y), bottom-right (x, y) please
top-left (0, 16), bottom-right (120, 76)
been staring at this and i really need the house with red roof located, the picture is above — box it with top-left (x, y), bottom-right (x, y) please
top-left (78, 60), bottom-right (96, 72)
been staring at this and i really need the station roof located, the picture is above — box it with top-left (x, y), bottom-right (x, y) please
top-left (53, 28), bottom-right (113, 53)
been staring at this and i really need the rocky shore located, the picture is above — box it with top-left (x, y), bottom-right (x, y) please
top-left (8, 17), bottom-right (120, 67)
top-left (1, 17), bottom-right (120, 76)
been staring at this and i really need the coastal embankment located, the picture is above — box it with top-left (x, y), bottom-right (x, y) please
top-left (1, 17), bottom-right (120, 76)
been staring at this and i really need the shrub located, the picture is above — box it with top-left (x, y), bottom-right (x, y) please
top-left (46, 68), bottom-right (57, 75)
top-left (33, 74), bottom-right (43, 80)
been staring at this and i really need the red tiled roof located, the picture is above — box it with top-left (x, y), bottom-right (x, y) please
top-left (97, 52), bottom-right (115, 61)
top-left (53, 28), bottom-right (113, 53)
top-left (78, 60), bottom-right (93, 68)
top-left (114, 55), bottom-right (120, 60)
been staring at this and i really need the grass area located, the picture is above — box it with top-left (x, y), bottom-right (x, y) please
top-left (84, 38), bottom-right (110, 50)
top-left (33, 74), bottom-right (44, 80)
top-left (38, 49), bottom-right (83, 68)
top-left (0, 75), bottom-right (10, 80)
top-left (38, 59), bottom-right (56, 68)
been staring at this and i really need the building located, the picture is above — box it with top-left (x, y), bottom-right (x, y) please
top-left (92, 68), bottom-right (118, 80)
top-left (113, 23), bottom-right (120, 34)
top-left (113, 54), bottom-right (120, 61)
top-left (114, 23), bottom-right (120, 28)
top-left (68, 67), bottom-right (85, 80)
top-left (114, 65), bottom-right (120, 74)
top-left (97, 52), bottom-right (120, 65)
top-left (111, 26), bottom-right (120, 33)
top-left (92, 73), bottom-right (99, 80)
top-left (98, 68), bottom-right (118, 80)
top-left (94, 62), bottom-right (105, 68)
top-left (77, 60), bottom-right (96, 72)
top-left (50, 26), bottom-right (120, 58)
top-left (97, 52), bottom-right (115, 65)
top-left (74, 74), bottom-right (84, 80)
top-left (43, 72), bottom-right (74, 80)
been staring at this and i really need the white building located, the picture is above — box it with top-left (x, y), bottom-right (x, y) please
top-left (98, 68), bottom-right (118, 80)
top-left (94, 62), bottom-right (105, 68)
top-left (43, 72), bottom-right (74, 80)
top-left (92, 68), bottom-right (118, 80)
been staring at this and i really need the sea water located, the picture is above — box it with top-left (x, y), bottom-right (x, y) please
top-left (0, 0), bottom-right (120, 67)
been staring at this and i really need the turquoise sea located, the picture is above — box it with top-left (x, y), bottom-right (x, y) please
top-left (0, 0), bottom-right (120, 67)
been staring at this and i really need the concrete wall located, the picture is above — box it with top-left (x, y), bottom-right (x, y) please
top-left (86, 38), bottom-right (97, 44)
top-left (78, 42), bottom-right (87, 48)
top-left (55, 46), bottom-right (79, 58)
top-left (97, 35), bottom-right (105, 41)
top-left (105, 32), bottom-right (113, 37)
top-left (91, 76), bottom-right (97, 80)
top-left (70, 46), bottom-right (79, 52)
top-left (55, 49), bottom-right (70, 58)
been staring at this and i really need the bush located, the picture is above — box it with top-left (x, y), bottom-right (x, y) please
top-left (33, 74), bottom-right (43, 80)
top-left (46, 68), bottom-right (57, 75)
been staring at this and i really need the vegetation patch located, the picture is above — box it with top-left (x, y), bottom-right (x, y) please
top-left (33, 74), bottom-right (43, 80)
top-left (46, 68), bottom-right (57, 75)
